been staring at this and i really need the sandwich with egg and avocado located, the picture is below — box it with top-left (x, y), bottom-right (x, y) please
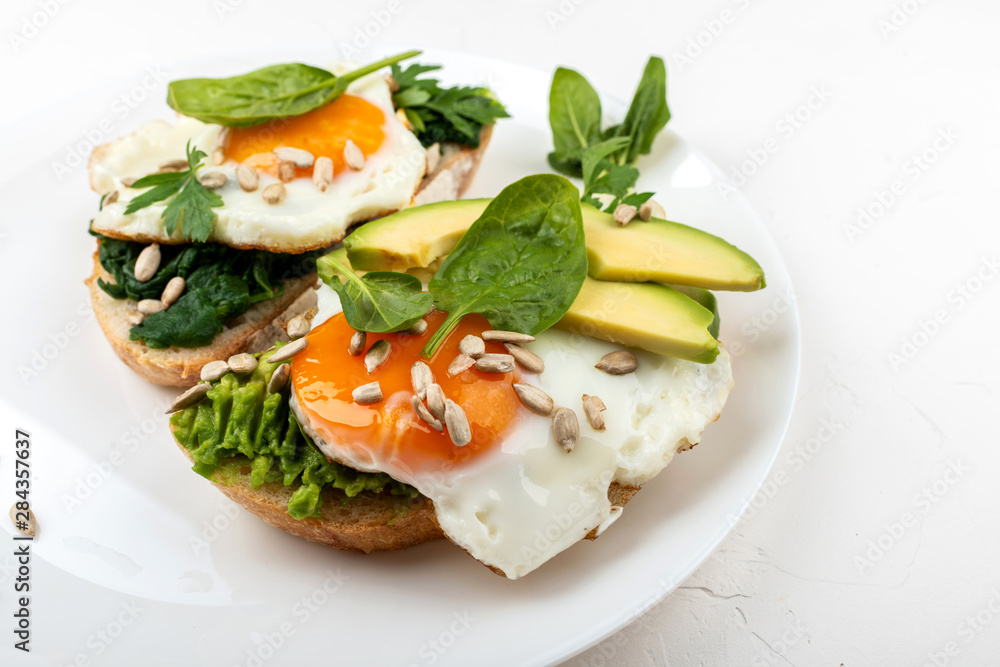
top-left (167, 173), bottom-right (766, 579)
top-left (85, 51), bottom-right (508, 386)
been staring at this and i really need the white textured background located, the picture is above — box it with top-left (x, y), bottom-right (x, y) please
top-left (2, 0), bottom-right (998, 665)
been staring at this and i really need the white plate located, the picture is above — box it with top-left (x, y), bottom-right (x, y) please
top-left (0, 49), bottom-right (799, 666)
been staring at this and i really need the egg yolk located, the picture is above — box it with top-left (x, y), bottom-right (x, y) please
top-left (224, 94), bottom-right (386, 178)
top-left (291, 311), bottom-right (525, 475)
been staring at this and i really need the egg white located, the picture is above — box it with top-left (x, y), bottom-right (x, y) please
top-left (89, 68), bottom-right (427, 252)
top-left (296, 283), bottom-right (734, 579)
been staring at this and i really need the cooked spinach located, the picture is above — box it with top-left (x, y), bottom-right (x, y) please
top-left (547, 56), bottom-right (670, 212)
top-left (390, 62), bottom-right (510, 148)
top-left (96, 235), bottom-right (322, 348)
top-left (124, 142), bottom-right (222, 242)
top-left (317, 251), bottom-right (432, 333)
top-left (166, 51), bottom-right (420, 128)
top-left (421, 174), bottom-right (588, 357)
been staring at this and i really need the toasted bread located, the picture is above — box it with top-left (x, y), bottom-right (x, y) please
top-left (88, 129), bottom-right (494, 386)
top-left (172, 422), bottom-right (641, 556)
top-left (86, 255), bottom-right (318, 386)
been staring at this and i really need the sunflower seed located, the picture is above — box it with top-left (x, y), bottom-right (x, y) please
top-left (212, 146), bottom-right (226, 166)
top-left (365, 339), bottom-right (391, 373)
top-left (411, 395), bottom-right (443, 431)
top-left (127, 311), bottom-right (145, 326)
top-left (268, 363), bottom-right (291, 393)
top-left (404, 319), bottom-right (428, 336)
top-left (595, 350), bottom-right (638, 375)
top-left (582, 394), bottom-right (607, 430)
top-left (396, 108), bottom-right (413, 130)
top-left (638, 202), bottom-right (653, 221)
top-left (459, 335), bottom-right (485, 359)
top-left (104, 190), bottom-right (119, 205)
top-left (262, 182), bottom-right (286, 204)
top-left (9, 504), bottom-right (37, 537)
top-left (137, 298), bottom-right (164, 315)
top-left (286, 315), bottom-right (310, 340)
top-left (552, 407), bottom-right (580, 453)
top-left (482, 330), bottom-right (535, 344)
top-left (160, 276), bottom-right (185, 307)
top-left (121, 176), bottom-right (137, 187)
top-left (613, 203), bottom-right (637, 226)
top-left (158, 159), bottom-right (189, 173)
top-left (227, 353), bottom-right (257, 374)
top-left (200, 360), bottom-right (230, 382)
top-left (512, 383), bottom-right (554, 416)
top-left (269, 337), bottom-right (308, 363)
top-left (426, 383), bottom-right (446, 420)
top-left (448, 353), bottom-right (475, 376)
top-left (504, 343), bottom-right (544, 373)
top-left (474, 353), bottom-right (515, 373)
top-left (313, 156), bottom-right (334, 192)
top-left (237, 164), bottom-right (259, 191)
top-left (273, 146), bottom-right (315, 168)
top-left (444, 399), bottom-right (472, 447)
top-left (646, 199), bottom-right (665, 219)
top-left (348, 330), bottom-right (367, 356)
top-left (134, 243), bottom-right (161, 282)
top-left (426, 142), bottom-right (441, 174)
top-left (411, 361), bottom-right (433, 399)
top-left (166, 382), bottom-right (212, 413)
top-left (353, 381), bottom-right (383, 404)
top-left (343, 139), bottom-right (365, 171)
top-left (277, 160), bottom-right (296, 182)
top-left (198, 171), bottom-right (228, 189)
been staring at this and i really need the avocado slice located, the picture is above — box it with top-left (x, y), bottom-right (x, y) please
top-left (556, 277), bottom-right (719, 363)
top-left (346, 199), bottom-right (764, 291)
top-left (671, 285), bottom-right (720, 339)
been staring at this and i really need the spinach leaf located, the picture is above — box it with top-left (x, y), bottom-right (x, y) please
top-left (606, 56), bottom-right (670, 164)
top-left (422, 174), bottom-right (587, 357)
top-left (546, 67), bottom-right (603, 176)
top-left (167, 51), bottom-right (420, 128)
top-left (96, 235), bottom-right (322, 348)
top-left (124, 142), bottom-right (222, 242)
top-left (317, 252), bottom-right (432, 333)
top-left (391, 62), bottom-right (510, 148)
top-left (547, 57), bottom-right (670, 212)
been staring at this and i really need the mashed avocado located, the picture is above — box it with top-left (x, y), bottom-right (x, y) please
top-left (170, 349), bottom-right (417, 520)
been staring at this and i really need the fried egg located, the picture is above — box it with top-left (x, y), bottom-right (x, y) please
top-left (89, 65), bottom-right (426, 252)
top-left (288, 283), bottom-right (733, 579)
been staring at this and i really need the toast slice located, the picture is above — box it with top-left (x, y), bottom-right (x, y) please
top-left (86, 255), bottom-right (318, 386)
top-left (172, 424), bottom-right (641, 556)
top-left (89, 128), bottom-right (494, 386)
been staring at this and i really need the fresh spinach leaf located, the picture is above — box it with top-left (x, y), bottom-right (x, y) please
top-left (547, 57), bottom-right (670, 212)
top-left (607, 56), bottom-right (670, 164)
top-left (546, 67), bottom-right (603, 176)
top-left (421, 174), bottom-right (587, 357)
top-left (167, 51), bottom-right (420, 128)
top-left (317, 252), bottom-right (432, 333)
top-left (96, 235), bottom-right (322, 348)
top-left (391, 62), bottom-right (510, 148)
top-left (124, 142), bottom-right (222, 242)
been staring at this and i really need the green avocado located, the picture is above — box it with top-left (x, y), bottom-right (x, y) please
top-left (345, 199), bottom-right (765, 291)
top-left (671, 285), bottom-right (720, 339)
top-left (556, 277), bottom-right (718, 363)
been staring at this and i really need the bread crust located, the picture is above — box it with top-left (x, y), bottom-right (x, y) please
top-left (172, 423), bottom-right (642, 558)
top-left (86, 254), bottom-right (317, 386)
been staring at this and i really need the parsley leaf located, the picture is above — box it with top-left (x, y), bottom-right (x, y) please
top-left (124, 141), bottom-right (223, 242)
top-left (391, 63), bottom-right (510, 148)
